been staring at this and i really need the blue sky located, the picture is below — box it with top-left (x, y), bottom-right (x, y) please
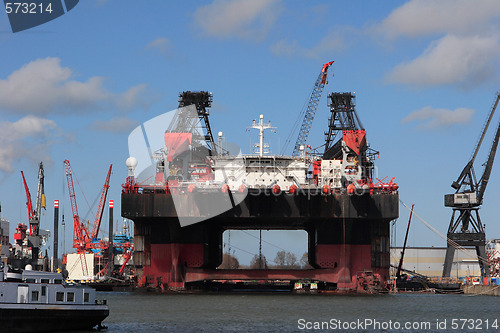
top-left (1, 0), bottom-right (500, 265)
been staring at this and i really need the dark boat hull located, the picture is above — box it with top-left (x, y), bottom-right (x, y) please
top-left (396, 279), bottom-right (463, 293)
top-left (0, 304), bottom-right (109, 333)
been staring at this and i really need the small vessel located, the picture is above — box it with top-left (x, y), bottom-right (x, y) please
top-left (0, 264), bottom-right (109, 332)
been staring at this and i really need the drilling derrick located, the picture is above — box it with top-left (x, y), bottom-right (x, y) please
top-left (322, 92), bottom-right (377, 186)
top-left (323, 92), bottom-right (364, 158)
top-left (177, 91), bottom-right (216, 155)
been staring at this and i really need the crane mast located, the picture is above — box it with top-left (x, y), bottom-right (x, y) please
top-left (477, 101), bottom-right (500, 203)
top-left (90, 164), bottom-right (112, 241)
top-left (291, 61), bottom-right (334, 157)
top-left (31, 162), bottom-right (45, 237)
top-left (21, 171), bottom-right (34, 232)
top-left (443, 92), bottom-right (500, 278)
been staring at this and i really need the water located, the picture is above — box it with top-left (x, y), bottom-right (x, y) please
top-left (87, 292), bottom-right (500, 333)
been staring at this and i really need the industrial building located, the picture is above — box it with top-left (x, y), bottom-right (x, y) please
top-left (391, 246), bottom-right (481, 278)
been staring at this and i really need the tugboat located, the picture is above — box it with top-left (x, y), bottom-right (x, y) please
top-left (0, 264), bottom-right (109, 332)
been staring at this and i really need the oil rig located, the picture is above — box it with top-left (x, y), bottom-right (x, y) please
top-left (122, 63), bottom-right (399, 292)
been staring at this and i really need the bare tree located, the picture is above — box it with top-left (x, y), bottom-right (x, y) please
top-left (300, 252), bottom-right (313, 269)
top-left (273, 251), bottom-right (300, 269)
top-left (250, 254), bottom-right (268, 269)
top-left (219, 252), bottom-right (239, 269)
top-left (285, 252), bottom-right (299, 269)
top-left (273, 250), bottom-right (286, 268)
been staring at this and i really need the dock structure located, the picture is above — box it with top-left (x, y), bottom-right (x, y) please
top-left (122, 190), bottom-right (398, 291)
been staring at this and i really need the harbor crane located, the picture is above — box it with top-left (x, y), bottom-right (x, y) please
top-left (283, 61), bottom-right (334, 156)
top-left (64, 160), bottom-right (112, 252)
top-left (21, 162), bottom-right (46, 260)
top-left (64, 160), bottom-right (112, 276)
top-left (442, 92), bottom-right (500, 278)
top-left (64, 159), bottom-right (90, 253)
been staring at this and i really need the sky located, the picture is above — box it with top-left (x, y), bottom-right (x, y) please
top-left (1, 0), bottom-right (500, 265)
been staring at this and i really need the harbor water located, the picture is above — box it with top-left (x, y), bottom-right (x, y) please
top-left (87, 292), bottom-right (499, 332)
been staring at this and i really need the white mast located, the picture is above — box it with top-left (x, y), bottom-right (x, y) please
top-left (249, 115), bottom-right (275, 157)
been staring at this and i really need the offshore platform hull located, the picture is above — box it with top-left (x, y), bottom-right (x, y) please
top-left (122, 190), bottom-right (398, 292)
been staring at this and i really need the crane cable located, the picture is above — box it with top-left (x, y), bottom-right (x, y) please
top-left (282, 85), bottom-right (314, 155)
top-left (241, 230), bottom-right (287, 252)
top-left (223, 242), bottom-right (255, 256)
top-left (399, 199), bottom-right (490, 266)
top-left (70, 166), bottom-right (94, 225)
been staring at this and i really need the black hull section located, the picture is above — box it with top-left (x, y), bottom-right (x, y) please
top-left (0, 307), bottom-right (109, 333)
top-left (122, 191), bottom-right (398, 222)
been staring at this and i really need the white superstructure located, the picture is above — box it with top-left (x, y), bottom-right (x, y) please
top-left (210, 155), bottom-right (310, 191)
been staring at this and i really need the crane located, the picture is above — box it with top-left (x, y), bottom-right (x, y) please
top-left (21, 162), bottom-right (46, 260)
top-left (396, 204), bottom-right (415, 279)
top-left (64, 160), bottom-right (90, 253)
top-left (442, 92), bottom-right (500, 278)
top-left (21, 171), bottom-right (33, 234)
top-left (64, 160), bottom-right (113, 277)
top-left (285, 61), bottom-right (334, 157)
top-left (31, 162), bottom-right (46, 237)
top-left (64, 160), bottom-right (113, 251)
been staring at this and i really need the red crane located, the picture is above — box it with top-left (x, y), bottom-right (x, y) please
top-left (21, 171), bottom-right (33, 234)
top-left (64, 160), bottom-right (113, 252)
top-left (64, 160), bottom-right (90, 253)
top-left (118, 242), bottom-right (134, 275)
top-left (64, 160), bottom-right (113, 277)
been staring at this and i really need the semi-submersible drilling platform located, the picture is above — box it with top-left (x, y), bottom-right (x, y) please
top-left (122, 67), bottom-right (399, 293)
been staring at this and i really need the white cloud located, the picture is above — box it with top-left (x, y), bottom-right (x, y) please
top-left (145, 37), bottom-right (172, 57)
top-left (375, 0), bottom-right (500, 88)
top-left (380, 0), bottom-right (500, 39)
top-left (193, 0), bottom-right (281, 40)
top-left (89, 117), bottom-right (139, 133)
top-left (386, 34), bottom-right (500, 87)
top-left (0, 57), bottom-right (150, 114)
top-left (271, 30), bottom-right (344, 60)
top-left (0, 116), bottom-right (57, 172)
top-left (117, 84), bottom-right (150, 110)
top-left (402, 106), bottom-right (475, 129)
